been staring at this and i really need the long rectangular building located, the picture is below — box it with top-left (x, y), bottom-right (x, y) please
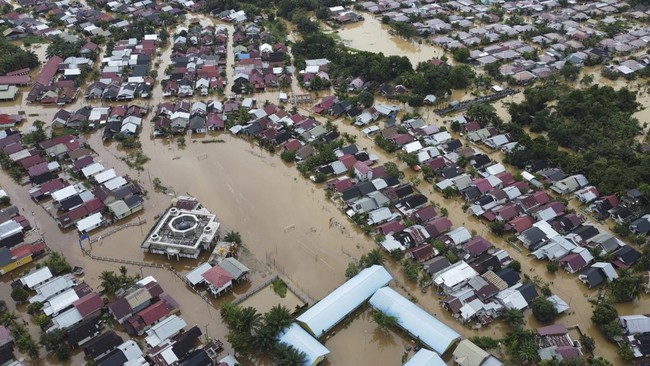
top-left (369, 287), bottom-right (461, 355)
top-left (296, 265), bottom-right (392, 338)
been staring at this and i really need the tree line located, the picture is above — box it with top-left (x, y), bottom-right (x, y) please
top-left (505, 84), bottom-right (650, 195)
top-left (0, 38), bottom-right (39, 75)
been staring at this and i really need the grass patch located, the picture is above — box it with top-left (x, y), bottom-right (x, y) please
top-left (271, 278), bottom-right (288, 298)
top-left (121, 151), bottom-right (150, 171)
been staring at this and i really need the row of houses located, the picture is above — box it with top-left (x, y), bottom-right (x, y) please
top-left (153, 100), bottom-right (225, 136)
top-left (0, 132), bottom-right (146, 232)
top-left (86, 36), bottom-right (159, 101)
top-left (231, 21), bottom-right (292, 94)
top-left (163, 24), bottom-right (228, 98)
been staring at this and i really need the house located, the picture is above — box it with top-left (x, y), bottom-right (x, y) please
top-left (630, 214), bottom-right (650, 236)
top-left (620, 315), bottom-right (650, 335)
top-left (551, 175), bottom-right (588, 195)
top-left (559, 247), bottom-right (594, 273)
top-left (578, 262), bottom-right (618, 288)
top-left (453, 339), bottom-right (504, 366)
top-left (83, 331), bottom-right (123, 361)
top-left (296, 265), bottom-right (391, 338)
top-left (145, 315), bottom-right (187, 347)
top-left (406, 244), bottom-right (436, 262)
top-left (201, 265), bottom-right (233, 297)
top-left (433, 261), bottom-right (479, 294)
top-left (537, 324), bottom-right (582, 361)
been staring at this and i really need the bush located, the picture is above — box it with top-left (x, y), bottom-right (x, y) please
top-left (11, 287), bottom-right (29, 302)
top-left (508, 260), bottom-right (521, 272)
top-left (280, 150), bottom-right (296, 162)
top-left (469, 336), bottom-right (500, 350)
top-left (546, 261), bottom-right (559, 273)
top-left (530, 297), bottom-right (558, 323)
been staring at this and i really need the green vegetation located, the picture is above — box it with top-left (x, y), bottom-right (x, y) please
top-left (608, 271), bottom-right (643, 303)
top-left (506, 85), bottom-right (648, 195)
top-left (469, 336), bottom-right (500, 350)
top-left (1, 311), bottom-right (40, 360)
top-left (224, 230), bottom-right (242, 244)
top-left (22, 120), bottom-right (47, 146)
top-left (372, 309), bottom-right (398, 329)
top-left (546, 261), bottom-right (559, 274)
top-left (11, 287), bottom-right (29, 302)
top-left (501, 308), bottom-right (525, 328)
top-left (114, 134), bottom-right (142, 149)
top-left (345, 249), bottom-right (385, 278)
top-left (530, 297), bottom-right (558, 323)
top-left (40, 328), bottom-right (71, 361)
top-left (271, 278), bottom-right (288, 298)
top-left (280, 150), bottom-right (297, 163)
top-left (401, 258), bottom-right (419, 282)
top-left (43, 252), bottom-right (72, 275)
top-left (46, 36), bottom-right (85, 60)
top-left (0, 38), bottom-right (39, 75)
top-left (221, 303), bottom-right (304, 364)
top-left (99, 266), bottom-right (140, 298)
top-left (591, 302), bottom-right (622, 342)
top-left (508, 260), bottom-right (521, 273)
top-left (153, 177), bottom-right (168, 193)
top-left (121, 151), bottom-right (150, 171)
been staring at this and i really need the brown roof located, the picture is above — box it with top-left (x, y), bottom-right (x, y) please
top-left (73, 293), bottom-right (103, 318)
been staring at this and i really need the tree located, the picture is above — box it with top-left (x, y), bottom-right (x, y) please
top-left (531, 297), bottom-right (558, 323)
top-left (43, 252), bottom-right (72, 274)
top-left (372, 310), bottom-right (398, 329)
top-left (489, 221), bottom-right (505, 236)
top-left (361, 249), bottom-right (384, 266)
top-left (618, 343), bottom-right (635, 362)
top-left (27, 302), bottom-right (43, 315)
top-left (580, 334), bottom-right (595, 354)
top-left (264, 305), bottom-right (292, 335)
top-left (11, 287), bottom-right (29, 302)
top-left (280, 150), bottom-right (296, 162)
top-left (508, 260), bottom-right (521, 272)
top-left (601, 319), bottom-right (622, 341)
top-left (452, 48), bottom-right (470, 63)
top-left (177, 136), bottom-right (186, 147)
top-left (591, 302), bottom-right (618, 324)
top-left (501, 308), bottom-right (525, 327)
top-left (590, 357), bottom-right (613, 366)
top-left (401, 259), bottom-right (419, 282)
top-left (0, 300), bottom-right (6, 313)
top-left (99, 268), bottom-right (139, 297)
top-left (609, 271), bottom-right (643, 303)
top-left (40, 329), bottom-right (71, 361)
top-left (469, 336), bottom-right (500, 350)
top-left (224, 231), bottom-right (242, 244)
top-left (273, 343), bottom-right (307, 366)
top-left (35, 314), bottom-right (50, 328)
top-left (357, 90), bottom-right (374, 108)
top-left (466, 103), bottom-right (503, 128)
top-left (384, 162), bottom-right (401, 178)
top-left (546, 261), bottom-right (559, 273)
top-left (345, 262), bottom-right (359, 278)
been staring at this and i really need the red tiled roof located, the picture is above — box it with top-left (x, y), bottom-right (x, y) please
top-left (0, 75), bottom-right (30, 85)
top-left (73, 293), bottom-right (103, 318)
top-left (40, 178), bottom-right (66, 194)
top-left (35, 56), bottom-right (62, 86)
top-left (202, 266), bottom-right (233, 289)
top-left (139, 300), bottom-right (171, 326)
top-left (507, 215), bottom-right (535, 233)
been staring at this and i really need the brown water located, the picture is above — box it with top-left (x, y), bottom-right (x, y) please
top-left (333, 15), bottom-right (445, 66)
top-left (0, 11), bottom-right (646, 366)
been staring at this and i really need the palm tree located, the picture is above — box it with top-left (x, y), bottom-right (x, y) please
top-left (274, 343), bottom-right (307, 366)
top-left (236, 307), bottom-right (262, 334)
top-left (264, 305), bottom-right (292, 335)
top-left (220, 302), bottom-right (241, 328)
top-left (0, 311), bottom-right (18, 327)
top-left (224, 231), bottom-right (242, 244)
top-left (365, 249), bottom-right (385, 266)
top-left (501, 308), bottom-right (525, 328)
top-left (251, 326), bottom-right (276, 353)
top-left (23, 339), bottom-right (40, 360)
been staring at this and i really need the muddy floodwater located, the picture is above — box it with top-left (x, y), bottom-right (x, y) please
top-left (334, 15), bottom-right (446, 65)
top-left (239, 284), bottom-right (305, 315)
top-left (0, 11), bottom-right (647, 366)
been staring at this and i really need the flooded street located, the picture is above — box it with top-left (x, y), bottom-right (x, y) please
top-left (0, 9), bottom-right (647, 366)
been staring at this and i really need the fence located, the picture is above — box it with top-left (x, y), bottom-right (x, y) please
top-left (84, 251), bottom-right (213, 304)
top-left (89, 220), bottom-right (147, 244)
top-left (232, 275), bottom-right (279, 305)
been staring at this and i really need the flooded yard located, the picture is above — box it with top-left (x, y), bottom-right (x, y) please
top-left (238, 283), bottom-right (305, 315)
top-left (322, 307), bottom-right (415, 366)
